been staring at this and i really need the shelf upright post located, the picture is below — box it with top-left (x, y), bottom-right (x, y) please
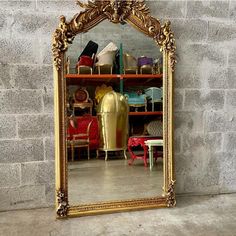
top-left (119, 43), bottom-right (124, 94)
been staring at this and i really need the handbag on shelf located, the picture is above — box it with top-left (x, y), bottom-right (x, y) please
top-left (78, 40), bottom-right (98, 60)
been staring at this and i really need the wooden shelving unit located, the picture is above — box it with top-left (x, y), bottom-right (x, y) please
top-left (129, 111), bottom-right (163, 116)
top-left (65, 73), bottom-right (163, 86)
top-left (66, 73), bottom-right (163, 119)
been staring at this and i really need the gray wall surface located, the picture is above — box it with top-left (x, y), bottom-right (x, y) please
top-left (0, 0), bottom-right (235, 211)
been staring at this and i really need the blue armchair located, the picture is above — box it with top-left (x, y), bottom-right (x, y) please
top-left (124, 92), bottom-right (147, 111)
top-left (144, 87), bottom-right (162, 111)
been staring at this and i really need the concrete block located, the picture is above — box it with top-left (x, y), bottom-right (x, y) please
top-left (219, 152), bottom-right (236, 192)
top-left (207, 67), bottom-right (236, 89)
top-left (41, 40), bottom-right (53, 65)
top-left (219, 172), bottom-right (236, 193)
top-left (43, 89), bottom-right (54, 113)
top-left (0, 115), bottom-right (17, 139)
top-left (45, 184), bottom-right (55, 206)
top-left (0, 139), bottom-right (44, 163)
top-left (229, 49), bottom-right (236, 66)
top-left (229, 1), bottom-right (236, 21)
top-left (18, 114), bottom-right (54, 138)
top-left (0, 63), bottom-right (12, 89)
top-left (172, 19), bottom-right (208, 42)
top-left (202, 152), bottom-right (221, 189)
top-left (11, 12), bottom-right (58, 38)
top-left (0, 10), bottom-right (11, 38)
top-left (177, 43), bottom-right (227, 67)
top-left (0, 185), bottom-right (46, 211)
top-left (174, 89), bottom-right (183, 111)
top-left (183, 172), bottom-right (220, 194)
top-left (225, 91), bottom-right (236, 111)
top-left (21, 161), bottom-right (55, 186)
top-left (0, 90), bottom-right (42, 114)
top-left (0, 164), bottom-right (20, 188)
top-left (0, 38), bottom-right (39, 64)
top-left (174, 111), bottom-right (204, 134)
top-left (224, 133), bottom-right (236, 154)
top-left (174, 134), bottom-right (181, 154)
top-left (175, 152), bottom-right (221, 194)
top-left (182, 133), bottom-right (222, 154)
top-left (10, 65), bottom-right (53, 89)
top-left (150, 1), bottom-right (186, 19)
top-left (184, 90), bottom-right (224, 111)
top-left (37, 0), bottom-right (80, 14)
top-left (0, 1), bottom-right (36, 11)
top-left (44, 137), bottom-right (55, 161)
top-left (208, 21), bottom-right (236, 42)
top-left (187, 1), bottom-right (229, 19)
top-left (175, 66), bottom-right (202, 89)
top-left (205, 111), bottom-right (236, 132)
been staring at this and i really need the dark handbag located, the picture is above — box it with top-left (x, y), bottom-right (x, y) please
top-left (78, 40), bottom-right (98, 60)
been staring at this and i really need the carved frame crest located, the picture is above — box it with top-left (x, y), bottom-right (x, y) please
top-left (52, 0), bottom-right (176, 218)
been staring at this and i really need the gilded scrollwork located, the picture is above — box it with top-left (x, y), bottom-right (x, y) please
top-left (69, 197), bottom-right (166, 216)
top-left (166, 180), bottom-right (176, 207)
top-left (52, 16), bottom-right (75, 70)
top-left (56, 189), bottom-right (69, 217)
top-left (74, 0), bottom-right (107, 31)
top-left (76, 0), bottom-right (150, 24)
top-left (157, 21), bottom-right (177, 72)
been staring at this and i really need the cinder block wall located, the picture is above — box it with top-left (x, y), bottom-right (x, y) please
top-left (0, 0), bottom-right (235, 211)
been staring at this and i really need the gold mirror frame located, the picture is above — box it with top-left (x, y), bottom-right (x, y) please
top-left (52, 0), bottom-right (176, 218)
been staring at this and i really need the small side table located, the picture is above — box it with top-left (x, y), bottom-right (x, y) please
top-left (145, 139), bottom-right (163, 170)
top-left (128, 136), bottom-right (161, 167)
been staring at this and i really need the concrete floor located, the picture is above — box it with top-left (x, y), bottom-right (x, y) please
top-left (0, 193), bottom-right (236, 236)
top-left (68, 159), bottom-right (163, 205)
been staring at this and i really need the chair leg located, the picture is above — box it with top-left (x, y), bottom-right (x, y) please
top-left (105, 151), bottom-right (108, 161)
top-left (87, 146), bottom-right (90, 160)
top-left (124, 150), bottom-right (127, 160)
top-left (71, 144), bottom-right (74, 162)
top-left (96, 149), bottom-right (99, 159)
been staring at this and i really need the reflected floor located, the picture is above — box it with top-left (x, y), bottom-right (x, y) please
top-left (68, 156), bottom-right (164, 205)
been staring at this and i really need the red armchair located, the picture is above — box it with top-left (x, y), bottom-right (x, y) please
top-left (67, 115), bottom-right (99, 161)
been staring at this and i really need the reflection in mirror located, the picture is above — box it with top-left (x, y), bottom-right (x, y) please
top-left (66, 21), bottom-right (164, 205)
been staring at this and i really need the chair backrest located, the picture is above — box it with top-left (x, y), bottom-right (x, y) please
top-left (144, 87), bottom-right (162, 102)
top-left (147, 120), bottom-right (163, 137)
top-left (124, 92), bottom-right (146, 105)
top-left (67, 115), bottom-right (99, 140)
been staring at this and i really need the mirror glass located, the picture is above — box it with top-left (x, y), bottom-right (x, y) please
top-left (66, 20), bottom-right (164, 205)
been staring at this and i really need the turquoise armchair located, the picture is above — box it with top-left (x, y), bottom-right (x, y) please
top-left (124, 92), bottom-right (147, 111)
top-left (144, 87), bottom-right (162, 111)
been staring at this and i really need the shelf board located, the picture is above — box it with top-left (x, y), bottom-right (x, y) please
top-left (129, 111), bottom-right (163, 116)
top-left (65, 74), bottom-right (163, 86)
top-left (65, 74), bottom-right (162, 79)
top-left (66, 74), bottom-right (120, 85)
top-left (65, 74), bottom-right (120, 79)
top-left (122, 74), bottom-right (162, 87)
top-left (121, 74), bottom-right (162, 79)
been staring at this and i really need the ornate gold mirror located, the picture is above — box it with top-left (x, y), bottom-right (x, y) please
top-left (53, 0), bottom-right (176, 218)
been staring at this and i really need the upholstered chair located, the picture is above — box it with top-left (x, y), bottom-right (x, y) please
top-left (67, 115), bottom-right (99, 161)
